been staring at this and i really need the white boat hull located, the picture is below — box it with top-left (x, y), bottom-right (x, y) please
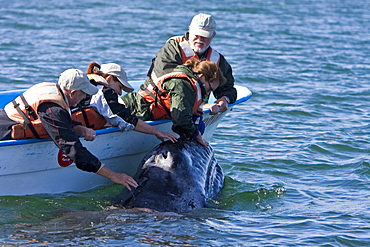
top-left (0, 85), bottom-right (252, 196)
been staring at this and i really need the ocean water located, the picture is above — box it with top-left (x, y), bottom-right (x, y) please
top-left (1, 0), bottom-right (370, 246)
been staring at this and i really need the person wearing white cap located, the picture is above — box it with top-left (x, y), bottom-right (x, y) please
top-left (144, 13), bottom-right (237, 114)
top-left (0, 68), bottom-right (138, 191)
top-left (71, 62), bottom-right (177, 142)
top-left (100, 62), bottom-right (134, 95)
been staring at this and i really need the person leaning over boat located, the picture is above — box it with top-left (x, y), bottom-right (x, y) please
top-left (0, 69), bottom-right (138, 190)
top-left (121, 57), bottom-right (226, 147)
top-left (71, 62), bottom-right (177, 143)
top-left (144, 13), bottom-right (237, 114)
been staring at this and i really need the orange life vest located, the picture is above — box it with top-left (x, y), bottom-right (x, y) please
top-left (171, 35), bottom-right (221, 65)
top-left (4, 83), bottom-right (70, 139)
top-left (71, 107), bottom-right (107, 130)
top-left (138, 72), bottom-right (203, 120)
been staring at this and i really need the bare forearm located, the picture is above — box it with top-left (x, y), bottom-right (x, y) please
top-left (96, 166), bottom-right (138, 190)
top-left (134, 119), bottom-right (158, 135)
top-left (134, 119), bottom-right (178, 143)
top-left (72, 125), bottom-right (96, 141)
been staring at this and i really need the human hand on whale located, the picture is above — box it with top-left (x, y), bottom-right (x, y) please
top-left (96, 166), bottom-right (138, 190)
top-left (195, 132), bottom-right (209, 147)
top-left (94, 126), bottom-right (176, 191)
top-left (153, 130), bottom-right (178, 143)
top-left (130, 119), bottom-right (178, 143)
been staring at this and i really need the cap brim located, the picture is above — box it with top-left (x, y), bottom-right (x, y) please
top-left (189, 28), bottom-right (214, 38)
top-left (117, 78), bottom-right (134, 92)
top-left (82, 84), bottom-right (99, 95)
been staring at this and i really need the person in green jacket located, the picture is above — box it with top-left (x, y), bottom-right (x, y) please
top-left (145, 13), bottom-right (237, 114)
top-left (121, 58), bottom-right (226, 147)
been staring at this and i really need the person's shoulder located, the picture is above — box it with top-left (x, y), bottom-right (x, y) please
top-left (213, 50), bottom-right (231, 67)
top-left (38, 101), bottom-right (62, 108)
top-left (38, 102), bottom-right (70, 117)
top-left (166, 35), bottom-right (185, 43)
top-left (211, 46), bottom-right (225, 58)
top-left (161, 38), bottom-right (177, 50)
top-left (162, 74), bottom-right (185, 88)
top-left (164, 73), bottom-right (195, 91)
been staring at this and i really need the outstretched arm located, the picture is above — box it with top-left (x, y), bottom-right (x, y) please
top-left (96, 166), bottom-right (138, 191)
top-left (134, 119), bottom-right (178, 143)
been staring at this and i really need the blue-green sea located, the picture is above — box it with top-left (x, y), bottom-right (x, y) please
top-left (1, 0), bottom-right (370, 246)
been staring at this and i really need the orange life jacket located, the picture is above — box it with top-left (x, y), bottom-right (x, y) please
top-left (138, 72), bottom-right (203, 120)
top-left (171, 35), bottom-right (221, 65)
top-left (71, 107), bottom-right (107, 130)
top-left (4, 83), bottom-right (70, 139)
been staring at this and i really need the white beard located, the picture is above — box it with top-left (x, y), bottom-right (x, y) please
top-left (189, 43), bottom-right (209, 55)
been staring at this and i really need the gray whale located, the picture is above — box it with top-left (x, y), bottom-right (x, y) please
top-left (116, 140), bottom-right (224, 212)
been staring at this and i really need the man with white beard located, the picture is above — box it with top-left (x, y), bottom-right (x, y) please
top-left (144, 13), bottom-right (237, 114)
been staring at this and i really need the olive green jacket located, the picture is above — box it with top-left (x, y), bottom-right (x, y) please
top-left (147, 34), bottom-right (237, 104)
top-left (122, 65), bottom-right (204, 139)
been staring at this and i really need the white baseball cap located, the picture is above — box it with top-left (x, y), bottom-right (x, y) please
top-left (188, 13), bottom-right (216, 38)
top-left (100, 63), bottom-right (134, 92)
top-left (58, 69), bottom-right (98, 95)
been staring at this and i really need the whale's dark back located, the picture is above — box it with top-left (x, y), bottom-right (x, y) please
top-left (116, 140), bottom-right (224, 212)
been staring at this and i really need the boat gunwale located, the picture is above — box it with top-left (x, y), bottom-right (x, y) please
top-left (0, 86), bottom-right (251, 147)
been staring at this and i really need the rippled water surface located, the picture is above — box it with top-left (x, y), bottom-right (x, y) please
top-left (1, 0), bottom-right (370, 246)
